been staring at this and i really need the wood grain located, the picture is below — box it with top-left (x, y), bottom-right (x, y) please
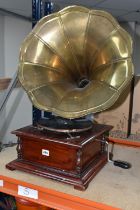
top-left (0, 78), bottom-right (11, 90)
top-left (6, 124), bottom-right (113, 190)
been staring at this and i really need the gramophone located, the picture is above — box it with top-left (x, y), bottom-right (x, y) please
top-left (6, 6), bottom-right (134, 190)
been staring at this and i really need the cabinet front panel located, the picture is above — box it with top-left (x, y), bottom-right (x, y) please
top-left (21, 137), bottom-right (77, 172)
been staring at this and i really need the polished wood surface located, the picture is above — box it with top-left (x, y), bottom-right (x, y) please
top-left (0, 78), bottom-right (11, 90)
top-left (0, 77), bottom-right (20, 90)
top-left (6, 124), bottom-right (113, 190)
top-left (1, 145), bottom-right (128, 210)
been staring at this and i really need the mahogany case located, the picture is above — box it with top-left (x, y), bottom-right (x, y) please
top-left (6, 124), bottom-right (113, 190)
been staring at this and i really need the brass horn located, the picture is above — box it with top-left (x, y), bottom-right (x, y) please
top-left (18, 5), bottom-right (134, 119)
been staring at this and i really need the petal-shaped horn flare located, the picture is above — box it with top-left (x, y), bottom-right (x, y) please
top-left (18, 5), bottom-right (134, 119)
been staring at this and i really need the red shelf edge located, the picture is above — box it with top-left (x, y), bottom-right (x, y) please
top-left (109, 137), bottom-right (140, 148)
top-left (0, 175), bottom-right (121, 210)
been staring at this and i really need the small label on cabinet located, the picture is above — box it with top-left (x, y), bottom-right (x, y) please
top-left (42, 149), bottom-right (49, 156)
top-left (18, 185), bottom-right (38, 199)
top-left (0, 180), bottom-right (3, 187)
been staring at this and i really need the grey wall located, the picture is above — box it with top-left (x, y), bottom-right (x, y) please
top-left (0, 15), bottom-right (5, 77)
top-left (121, 21), bottom-right (140, 76)
top-left (0, 15), bottom-right (5, 143)
top-left (0, 15), bottom-right (32, 144)
top-left (4, 16), bottom-right (31, 76)
top-left (134, 23), bottom-right (140, 76)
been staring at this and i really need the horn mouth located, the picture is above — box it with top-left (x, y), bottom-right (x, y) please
top-left (18, 5), bottom-right (134, 119)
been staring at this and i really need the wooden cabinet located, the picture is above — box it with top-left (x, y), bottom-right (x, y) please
top-left (6, 124), bottom-right (113, 190)
top-left (0, 144), bottom-right (124, 210)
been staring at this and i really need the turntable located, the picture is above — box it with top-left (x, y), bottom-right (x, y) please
top-left (6, 6), bottom-right (133, 190)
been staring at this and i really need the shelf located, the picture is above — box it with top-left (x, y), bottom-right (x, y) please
top-left (0, 175), bottom-right (120, 210)
top-left (0, 145), bottom-right (140, 210)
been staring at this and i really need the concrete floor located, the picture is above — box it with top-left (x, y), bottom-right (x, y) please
top-left (0, 144), bottom-right (140, 210)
